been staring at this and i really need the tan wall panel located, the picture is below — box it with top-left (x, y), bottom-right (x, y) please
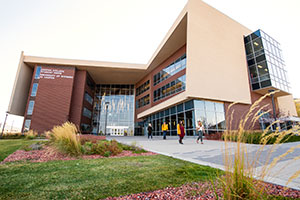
top-left (8, 52), bottom-right (33, 116)
top-left (186, 0), bottom-right (252, 104)
top-left (277, 95), bottom-right (297, 116)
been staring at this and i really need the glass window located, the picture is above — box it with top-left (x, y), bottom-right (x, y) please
top-left (83, 107), bottom-right (92, 119)
top-left (216, 112), bottom-right (226, 130)
top-left (194, 100), bottom-right (205, 111)
top-left (24, 119), bottom-right (31, 132)
top-left (185, 110), bottom-right (194, 129)
top-left (184, 100), bottom-right (194, 110)
top-left (205, 101), bottom-right (215, 112)
top-left (31, 83), bottom-right (38, 97)
top-left (177, 103), bottom-right (183, 113)
top-left (215, 103), bottom-right (224, 113)
top-left (252, 38), bottom-right (263, 52)
top-left (245, 43), bottom-right (253, 55)
top-left (27, 101), bottom-right (35, 115)
top-left (85, 92), bottom-right (93, 105)
top-left (35, 66), bottom-right (41, 79)
top-left (206, 111), bottom-right (217, 130)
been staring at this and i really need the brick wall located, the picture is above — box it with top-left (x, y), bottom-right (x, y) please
top-left (23, 65), bottom-right (76, 133)
top-left (135, 44), bottom-right (186, 121)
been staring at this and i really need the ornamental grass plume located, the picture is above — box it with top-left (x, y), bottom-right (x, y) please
top-left (221, 90), bottom-right (300, 200)
top-left (51, 122), bottom-right (82, 156)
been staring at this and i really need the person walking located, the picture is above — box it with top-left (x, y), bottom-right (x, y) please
top-left (196, 120), bottom-right (205, 144)
top-left (177, 120), bottom-right (185, 144)
top-left (147, 123), bottom-right (153, 139)
top-left (161, 121), bottom-right (168, 140)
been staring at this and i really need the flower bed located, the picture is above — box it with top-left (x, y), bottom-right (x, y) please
top-left (1, 146), bottom-right (156, 164)
top-left (105, 181), bottom-right (300, 200)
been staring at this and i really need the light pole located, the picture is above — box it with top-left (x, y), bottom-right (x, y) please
top-left (96, 98), bottom-right (102, 135)
top-left (104, 102), bottom-right (109, 135)
top-left (0, 111), bottom-right (9, 139)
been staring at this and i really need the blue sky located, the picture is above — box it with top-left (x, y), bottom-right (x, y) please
top-left (0, 0), bottom-right (299, 130)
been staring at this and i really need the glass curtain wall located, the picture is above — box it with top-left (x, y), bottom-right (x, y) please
top-left (92, 84), bottom-right (135, 136)
top-left (244, 29), bottom-right (290, 92)
top-left (144, 99), bottom-right (226, 136)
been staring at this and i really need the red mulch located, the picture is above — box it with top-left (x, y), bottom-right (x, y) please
top-left (0, 146), bottom-right (156, 164)
top-left (105, 181), bottom-right (300, 200)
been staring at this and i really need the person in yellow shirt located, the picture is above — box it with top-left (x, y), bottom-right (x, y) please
top-left (162, 121), bottom-right (168, 140)
top-left (177, 120), bottom-right (185, 144)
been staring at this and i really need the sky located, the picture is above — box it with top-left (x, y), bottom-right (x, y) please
top-left (0, 0), bottom-right (299, 131)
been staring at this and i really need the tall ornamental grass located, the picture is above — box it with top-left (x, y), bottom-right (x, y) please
top-left (221, 90), bottom-right (300, 199)
top-left (51, 122), bottom-right (82, 156)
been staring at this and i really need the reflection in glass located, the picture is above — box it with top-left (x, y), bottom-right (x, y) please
top-left (92, 84), bottom-right (134, 136)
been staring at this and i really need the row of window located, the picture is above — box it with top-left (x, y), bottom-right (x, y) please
top-left (153, 75), bottom-right (186, 102)
top-left (145, 100), bottom-right (226, 136)
top-left (153, 54), bottom-right (186, 86)
top-left (136, 80), bottom-right (150, 96)
top-left (136, 94), bottom-right (150, 109)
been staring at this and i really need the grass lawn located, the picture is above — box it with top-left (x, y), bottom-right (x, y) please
top-left (0, 139), bottom-right (220, 200)
top-left (0, 139), bottom-right (37, 161)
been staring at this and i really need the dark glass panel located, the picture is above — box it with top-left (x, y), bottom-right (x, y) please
top-left (244, 36), bottom-right (251, 44)
top-left (247, 58), bottom-right (255, 66)
top-left (260, 80), bottom-right (272, 88)
top-left (185, 110), bottom-right (194, 129)
top-left (171, 115), bottom-right (177, 131)
top-left (255, 54), bottom-right (266, 63)
top-left (245, 43), bottom-right (253, 55)
top-left (177, 103), bottom-right (183, 113)
top-left (171, 106), bottom-right (176, 114)
top-left (252, 83), bottom-right (260, 90)
top-left (184, 100), bottom-right (194, 110)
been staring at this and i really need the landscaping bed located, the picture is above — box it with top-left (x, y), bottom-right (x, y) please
top-left (105, 181), bottom-right (300, 200)
top-left (1, 145), bottom-right (156, 164)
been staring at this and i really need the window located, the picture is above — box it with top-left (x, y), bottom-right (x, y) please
top-left (27, 101), bottom-right (35, 115)
top-left (24, 119), bottom-right (31, 132)
top-left (153, 53), bottom-right (186, 86)
top-left (83, 107), bottom-right (92, 119)
top-left (81, 123), bottom-right (91, 132)
top-left (85, 92), bottom-right (93, 105)
top-left (31, 83), bottom-right (38, 97)
top-left (35, 66), bottom-right (41, 79)
top-left (136, 94), bottom-right (150, 109)
top-left (136, 80), bottom-right (150, 96)
top-left (153, 75), bottom-right (186, 102)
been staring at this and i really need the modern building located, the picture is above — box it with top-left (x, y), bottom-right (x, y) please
top-left (8, 0), bottom-right (298, 136)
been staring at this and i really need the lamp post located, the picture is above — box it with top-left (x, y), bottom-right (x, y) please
top-left (96, 98), bottom-right (102, 135)
top-left (104, 102), bottom-right (109, 135)
top-left (0, 111), bottom-right (9, 139)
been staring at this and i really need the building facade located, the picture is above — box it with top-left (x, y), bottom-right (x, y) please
top-left (8, 0), bottom-right (297, 135)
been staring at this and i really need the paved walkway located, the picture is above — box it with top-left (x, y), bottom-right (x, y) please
top-left (107, 136), bottom-right (300, 190)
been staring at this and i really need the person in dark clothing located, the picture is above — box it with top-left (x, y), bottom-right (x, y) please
top-left (177, 121), bottom-right (185, 144)
top-left (147, 123), bottom-right (153, 139)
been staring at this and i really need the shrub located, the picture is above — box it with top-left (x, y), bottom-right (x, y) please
top-left (0, 132), bottom-right (24, 139)
top-left (24, 130), bottom-right (38, 140)
top-left (51, 122), bottom-right (82, 156)
top-left (89, 140), bottom-right (123, 157)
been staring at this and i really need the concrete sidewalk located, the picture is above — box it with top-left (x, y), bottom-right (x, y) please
top-left (107, 136), bottom-right (300, 190)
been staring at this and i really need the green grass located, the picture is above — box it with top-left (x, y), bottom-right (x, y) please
top-left (0, 155), bottom-right (219, 200)
top-left (0, 139), bottom-right (37, 161)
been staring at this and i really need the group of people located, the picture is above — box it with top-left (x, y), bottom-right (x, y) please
top-left (147, 120), bottom-right (205, 144)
